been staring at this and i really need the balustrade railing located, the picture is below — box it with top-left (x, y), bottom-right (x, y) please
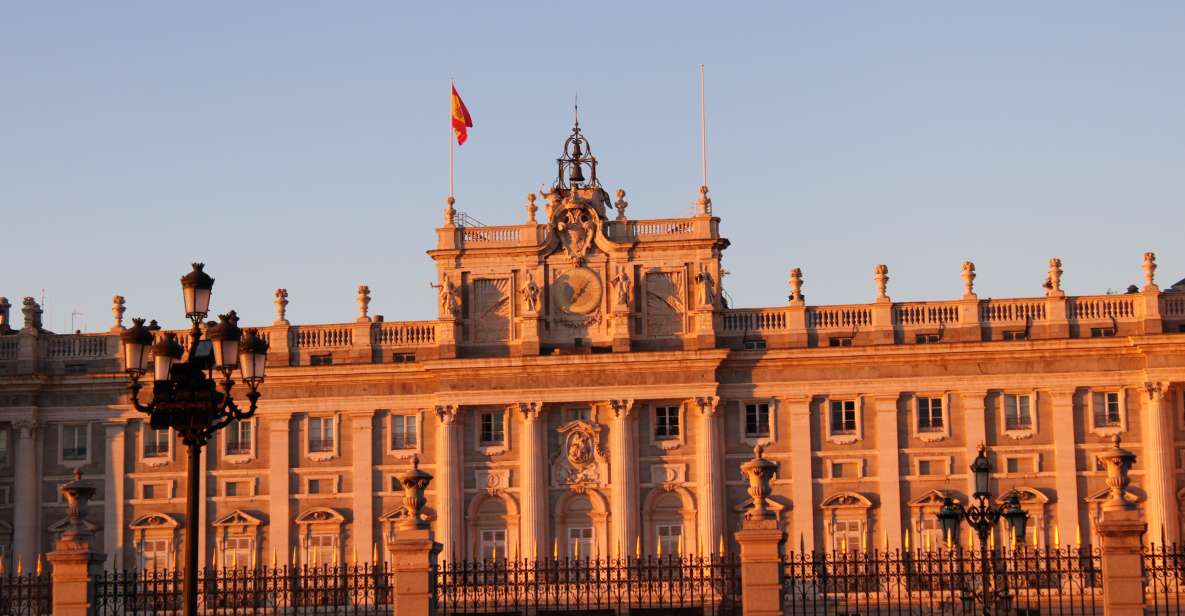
top-left (0, 339), bottom-right (16, 361)
top-left (292, 326), bottom-right (353, 350)
top-left (46, 334), bottom-right (110, 358)
top-left (893, 302), bottom-right (960, 326)
top-left (1162, 293), bottom-right (1185, 319)
top-left (979, 299), bottom-right (1047, 324)
top-left (461, 225), bottom-right (523, 244)
top-left (1067, 295), bottom-right (1137, 321)
top-left (374, 321), bottom-right (436, 346)
top-left (721, 308), bottom-right (788, 333)
top-left (807, 305), bottom-right (873, 330)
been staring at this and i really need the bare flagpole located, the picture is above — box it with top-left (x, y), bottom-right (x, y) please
top-left (699, 64), bottom-right (708, 188)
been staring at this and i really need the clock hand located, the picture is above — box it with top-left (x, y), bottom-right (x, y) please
top-left (569, 282), bottom-right (589, 304)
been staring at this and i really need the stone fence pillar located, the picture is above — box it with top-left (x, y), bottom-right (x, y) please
top-left (46, 469), bottom-right (106, 616)
top-left (734, 446), bottom-right (785, 616)
top-left (388, 458), bottom-right (442, 616)
top-left (1096, 435), bottom-right (1148, 616)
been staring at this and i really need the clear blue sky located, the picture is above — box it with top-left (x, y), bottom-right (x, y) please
top-left (2, 2), bottom-right (1183, 331)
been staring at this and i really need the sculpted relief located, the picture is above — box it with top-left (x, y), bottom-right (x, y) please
top-left (645, 271), bottom-right (684, 336)
top-left (552, 420), bottom-right (607, 490)
top-left (470, 277), bottom-right (510, 343)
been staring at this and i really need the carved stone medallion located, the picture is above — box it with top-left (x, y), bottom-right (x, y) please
top-left (552, 420), bottom-right (607, 489)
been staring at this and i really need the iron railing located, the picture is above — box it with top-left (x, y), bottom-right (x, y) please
top-left (1145, 543), bottom-right (1185, 615)
top-left (93, 564), bottom-right (393, 615)
top-left (0, 571), bottom-right (51, 615)
top-left (435, 555), bottom-right (741, 615)
top-left (782, 547), bottom-right (1102, 616)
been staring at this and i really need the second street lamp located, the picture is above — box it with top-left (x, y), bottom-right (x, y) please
top-left (120, 263), bottom-right (269, 616)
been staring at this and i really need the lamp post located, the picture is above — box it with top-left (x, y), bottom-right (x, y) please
top-left (120, 263), bottom-right (269, 616)
top-left (937, 444), bottom-right (1029, 616)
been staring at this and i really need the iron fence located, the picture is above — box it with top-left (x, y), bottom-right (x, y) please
top-left (0, 571), bottom-right (51, 616)
top-left (435, 555), bottom-right (741, 615)
top-left (1145, 543), bottom-right (1185, 615)
top-left (92, 563), bottom-right (393, 615)
top-left (782, 547), bottom-right (1102, 616)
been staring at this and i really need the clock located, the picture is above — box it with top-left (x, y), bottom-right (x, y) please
top-left (552, 268), bottom-right (603, 315)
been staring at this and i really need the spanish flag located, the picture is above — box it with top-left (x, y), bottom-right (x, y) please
top-left (451, 85), bottom-right (473, 146)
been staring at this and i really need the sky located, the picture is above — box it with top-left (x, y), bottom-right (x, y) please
top-left (2, 2), bottom-right (1183, 331)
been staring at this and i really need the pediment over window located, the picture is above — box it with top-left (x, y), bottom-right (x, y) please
top-left (908, 489), bottom-right (959, 508)
top-left (820, 492), bottom-right (872, 510)
top-left (295, 507), bottom-right (345, 525)
top-left (998, 486), bottom-right (1050, 505)
top-left (213, 510), bottom-right (263, 528)
top-left (128, 512), bottom-right (179, 531)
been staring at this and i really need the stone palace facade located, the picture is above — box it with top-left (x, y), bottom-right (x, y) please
top-left (2, 125), bottom-right (1185, 572)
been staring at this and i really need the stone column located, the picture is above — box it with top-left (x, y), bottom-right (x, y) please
top-left (434, 405), bottom-right (463, 559)
top-left (13, 419), bottom-right (40, 567)
top-left (694, 397), bottom-right (725, 554)
top-left (961, 391), bottom-right (988, 501)
top-left (1096, 436), bottom-right (1148, 616)
top-left (102, 421), bottom-right (127, 569)
top-left (786, 396), bottom-right (815, 552)
top-left (350, 413), bottom-right (375, 561)
top-left (268, 417), bottom-right (291, 565)
top-left (517, 402), bottom-right (548, 559)
top-left (47, 471), bottom-right (105, 616)
top-left (1049, 389), bottom-right (1081, 544)
top-left (874, 395), bottom-right (903, 549)
top-left (608, 400), bottom-right (638, 557)
top-left (1143, 382), bottom-right (1179, 544)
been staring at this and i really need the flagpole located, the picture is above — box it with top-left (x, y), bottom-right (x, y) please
top-left (449, 80), bottom-right (455, 199)
top-left (699, 64), bottom-right (708, 188)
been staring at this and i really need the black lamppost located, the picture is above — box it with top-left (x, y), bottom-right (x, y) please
top-left (120, 263), bottom-right (269, 616)
top-left (937, 444), bottom-right (1029, 616)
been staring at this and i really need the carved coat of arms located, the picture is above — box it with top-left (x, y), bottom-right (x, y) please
top-left (552, 420), bottom-right (607, 489)
top-left (555, 196), bottom-right (599, 263)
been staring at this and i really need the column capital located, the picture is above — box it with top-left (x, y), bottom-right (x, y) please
top-left (870, 393), bottom-right (900, 412)
top-left (14, 419), bottom-right (41, 439)
top-left (434, 404), bottom-right (460, 424)
top-left (693, 396), bottom-right (720, 417)
top-left (514, 401), bottom-right (544, 421)
top-left (1145, 381), bottom-right (1169, 401)
top-left (1047, 388), bottom-right (1078, 405)
top-left (607, 399), bottom-right (635, 420)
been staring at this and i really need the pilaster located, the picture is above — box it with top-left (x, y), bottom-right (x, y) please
top-left (1049, 389), bottom-right (1081, 543)
top-left (1142, 382), bottom-right (1178, 544)
top-left (267, 417), bottom-right (291, 565)
top-left (518, 315), bottom-right (542, 357)
top-left (607, 399), bottom-right (638, 557)
top-left (13, 419), bottom-right (40, 566)
top-left (610, 308), bottom-right (631, 353)
top-left (516, 402), bottom-right (547, 559)
top-left (436, 319), bottom-right (458, 360)
top-left (434, 404), bottom-right (463, 559)
top-left (786, 396), bottom-right (814, 552)
top-left (874, 394), bottom-right (903, 549)
top-left (350, 413), bottom-right (375, 561)
top-left (694, 396), bottom-right (725, 553)
top-left (961, 390), bottom-right (988, 500)
top-left (102, 422), bottom-right (127, 568)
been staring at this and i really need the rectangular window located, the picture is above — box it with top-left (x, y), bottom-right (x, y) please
top-left (308, 534), bottom-right (336, 565)
top-left (1002, 330), bottom-right (1027, 341)
top-left (568, 527), bottom-right (594, 559)
top-left (480, 411), bottom-right (505, 445)
top-left (1003, 394), bottom-right (1033, 431)
top-left (307, 478), bottom-right (333, 495)
top-left (743, 339), bottom-right (767, 350)
top-left (654, 406), bottom-right (680, 440)
top-left (62, 424), bottom-right (87, 461)
top-left (142, 482), bottom-right (167, 500)
top-left (744, 403), bottom-right (771, 438)
top-left (224, 536), bottom-right (253, 568)
top-left (829, 400), bottom-right (857, 435)
top-left (829, 337), bottom-right (853, 348)
top-left (916, 397), bottom-right (944, 432)
top-left (1090, 327), bottom-right (1116, 338)
top-left (915, 333), bottom-right (941, 344)
top-left (226, 420), bottom-right (252, 455)
top-left (310, 353), bottom-right (333, 365)
top-left (1092, 391), bottom-right (1121, 427)
top-left (391, 415), bottom-right (417, 450)
top-left (1005, 457), bottom-right (1035, 474)
top-left (309, 417), bottom-right (335, 453)
top-left (392, 353), bottom-right (416, 364)
top-left (832, 520), bottom-right (863, 553)
top-left (831, 461), bottom-right (858, 479)
top-left (142, 538), bottom-right (171, 570)
top-left (918, 517), bottom-right (943, 549)
top-left (657, 524), bottom-right (683, 556)
top-left (0, 430), bottom-right (11, 465)
top-left (225, 480), bottom-right (249, 497)
top-left (564, 408), bottom-right (592, 423)
top-left (144, 427), bottom-right (169, 458)
top-left (480, 529), bottom-right (506, 560)
top-left (918, 460), bottom-right (934, 476)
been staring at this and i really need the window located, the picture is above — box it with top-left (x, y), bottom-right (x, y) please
top-left (144, 427), bottom-right (169, 458)
top-left (309, 417), bottom-right (335, 453)
top-left (654, 406), bottom-right (680, 440)
top-left (831, 520), bottom-right (863, 553)
top-left (1005, 456), bottom-right (1035, 474)
top-left (224, 536), bottom-right (253, 568)
top-left (743, 339), bottom-right (767, 350)
top-left (1092, 392), bottom-right (1121, 428)
top-left (568, 527), bottom-right (594, 559)
top-left (1003, 330), bottom-right (1027, 341)
top-left (141, 538), bottom-right (171, 570)
top-left (310, 353), bottom-right (333, 365)
top-left (480, 529), bottom-right (506, 560)
top-left (829, 400), bottom-right (857, 435)
top-left (916, 397), bottom-right (943, 433)
top-left (226, 420), bottom-right (252, 455)
top-left (142, 482), bottom-right (167, 500)
top-left (918, 460), bottom-right (934, 476)
top-left (657, 524), bottom-right (682, 556)
top-left (307, 534), bottom-right (337, 565)
top-left (307, 478), bottom-right (335, 495)
top-left (1006, 458), bottom-right (1019, 473)
top-left (918, 517), bottom-right (943, 549)
top-left (1090, 327), bottom-right (1116, 338)
top-left (62, 424), bottom-right (87, 461)
top-left (564, 408), bottom-right (592, 423)
top-left (831, 461), bottom-right (858, 479)
top-left (480, 411), bottom-right (505, 445)
top-left (915, 333), bottom-right (940, 344)
top-left (225, 480), bottom-right (249, 497)
top-left (829, 337), bottom-right (853, 348)
top-left (0, 429), bottom-right (9, 465)
top-left (1003, 394), bottom-right (1033, 431)
top-left (744, 403), bottom-right (771, 438)
top-left (391, 415), bottom-right (417, 450)
top-left (392, 353), bottom-right (416, 364)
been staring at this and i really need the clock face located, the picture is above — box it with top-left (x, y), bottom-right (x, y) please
top-left (552, 268), bottom-right (603, 315)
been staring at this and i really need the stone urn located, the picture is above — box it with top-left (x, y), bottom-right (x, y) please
top-left (740, 445), bottom-right (778, 520)
top-left (397, 457), bottom-right (434, 530)
top-left (1098, 434), bottom-right (1137, 511)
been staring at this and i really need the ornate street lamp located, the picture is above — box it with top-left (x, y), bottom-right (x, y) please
top-left (936, 444), bottom-right (1029, 616)
top-left (121, 263), bottom-right (268, 616)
